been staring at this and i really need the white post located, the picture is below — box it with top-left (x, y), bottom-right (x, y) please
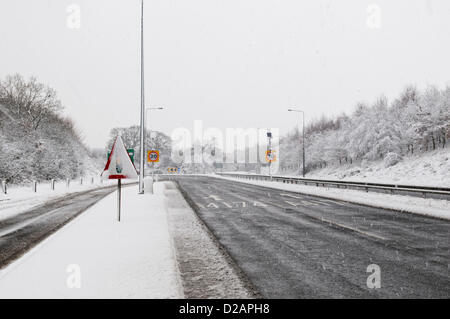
top-left (117, 179), bottom-right (122, 222)
top-left (51, 179), bottom-right (55, 190)
top-left (1, 180), bottom-right (6, 194)
top-left (32, 181), bottom-right (37, 192)
top-left (138, 0), bottom-right (146, 194)
top-left (66, 178), bottom-right (70, 188)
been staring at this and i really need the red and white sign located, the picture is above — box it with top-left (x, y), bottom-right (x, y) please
top-left (101, 136), bottom-right (138, 180)
top-left (147, 150), bottom-right (160, 163)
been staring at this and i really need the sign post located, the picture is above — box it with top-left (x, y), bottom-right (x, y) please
top-left (102, 136), bottom-right (138, 222)
top-left (117, 179), bottom-right (122, 221)
top-left (146, 150), bottom-right (160, 194)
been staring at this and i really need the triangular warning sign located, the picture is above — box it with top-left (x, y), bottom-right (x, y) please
top-left (101, 136), bottom-right (138, 180)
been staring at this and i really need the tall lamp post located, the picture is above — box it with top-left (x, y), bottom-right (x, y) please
top-left (288, 108), bottom-right (306, 177)
top-left (139, 0), bottom-right (146, 194)
top-left (145, 106), bottom-right (164, 150)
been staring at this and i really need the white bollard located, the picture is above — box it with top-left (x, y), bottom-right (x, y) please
top-left (144, 176), bottom-right (154, 194)
top-left (1, 180), bottom-right (6, 194)
top-left (32, 181), bottom-right (37, 193)
top-left (66, 178), bottom-right (70, 188)
top-left (51, 179), bottom-right (55, 190)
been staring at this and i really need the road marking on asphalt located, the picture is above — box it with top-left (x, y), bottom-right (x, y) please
top-left (207, 203), bottom-right (219, 209)
top-left (222, 202), bottom-right (233, 208)
top-left (196, 203), bottom-right (205, 209)
top-left (284, 201), bottom-right (300, 207)
top-left (320, 217), bottom-right (387, 241)
top-left (205, 195), bottom-right (222, 201)
top-left (254, 201), bottom-right (268, 207)
top-left (280, 193), bottom-right (302, 199)
top-left (280, 193), bottom-right (332, 206)
top-left (280, 193), bottom-right (386, 240)
top-left (233, 202), bottom-right (247, 208)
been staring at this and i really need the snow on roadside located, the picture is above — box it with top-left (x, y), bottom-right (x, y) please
top-left (284, 147), bottom-right (450, 188)
top-left (0, 184), bottom-right (183, 299)
top-left (164, 182), bottom-right (257, 299)
top-left (0, 179), bottom-right (133, 222)
top-left (214, 175), bottom-right (450, 221)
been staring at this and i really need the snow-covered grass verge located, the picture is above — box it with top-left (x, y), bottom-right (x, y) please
top-left (0, 184), bottom-right (183, 299)
top-left (214, 175), bottom-right (450, 221)
top-left (0, 179), bottom-right (134, 222)
top-left (284, 147), bottom-right (450, 188)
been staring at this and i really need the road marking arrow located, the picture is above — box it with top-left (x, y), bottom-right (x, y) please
top-left (207, 203), bottom-right (219, 209)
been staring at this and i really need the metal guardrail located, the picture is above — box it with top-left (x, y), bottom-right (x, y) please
top-left (215, 173), bottom-right (450, 201)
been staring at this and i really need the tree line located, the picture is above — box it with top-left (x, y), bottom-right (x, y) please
top-left (280, 85), bottom-right (450, 172)
top-left (0, 74), bottom-right (99, 184)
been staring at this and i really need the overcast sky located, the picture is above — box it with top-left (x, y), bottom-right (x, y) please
top-left (0, 0), bottom-right (449, 148)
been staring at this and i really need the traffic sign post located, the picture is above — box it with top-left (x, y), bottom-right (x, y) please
top-left (102, 136), bottom-right (138, 222)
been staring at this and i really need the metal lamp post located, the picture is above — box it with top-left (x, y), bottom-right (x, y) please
top-left (139, 0), bottom-right (146, 194)
top-left (145, 106), bottom-right (164, 149)
top-left (288, 108), bottom-right (306, 177)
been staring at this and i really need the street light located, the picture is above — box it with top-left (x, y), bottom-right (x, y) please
top-left (288, 108), bottom-right (306, 177)
top-left (145, 107), bottom-right (164, 136)
top-left (139, 0), bottom-right (145, 194)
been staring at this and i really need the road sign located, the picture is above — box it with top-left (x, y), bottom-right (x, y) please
top-left (127, 149), bottom-right (135, 164)
top-left (266, 150), bottom-right (277, 163)
top-left (101, 136), bottom-right (138, 222)
top-left (147, 150), bottom-right (160, 163)
top-left (108, 149), bottom-right (135, 164)
top-left (167, 167), bottom-right (177, 173)
top-left (102, 136), bottom-right (138, 180)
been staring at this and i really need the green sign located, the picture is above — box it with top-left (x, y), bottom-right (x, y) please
top-left (127, 149), bottom-right (135, 164)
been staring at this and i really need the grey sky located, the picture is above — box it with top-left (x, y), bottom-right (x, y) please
top-left (1, 0), bottom-right (449, 148)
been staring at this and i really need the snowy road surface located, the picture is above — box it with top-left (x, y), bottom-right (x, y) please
top-left (0, 186), bottom-right (116, 269)
top-left (175, 176), bottom-right (450, 298)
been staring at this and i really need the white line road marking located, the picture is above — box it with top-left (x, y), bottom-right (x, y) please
top-left (222, 202), bottom-right (233, 208)
top-left (254, 201), bottom-right (268, 207)
top-left (280, 194), bottom-right (386, 240)
top-left (284, 201), bottom-right (300, 207)
top-left (280, 193), bottom-right (331, 206)
top-left (207, 203), bottom-right (219, 209)
top-left (320, 217), bottom-right (387, 241)
top-left (280, 193), bottom-right (303, 199)
top-left (205, 195), bottom-right (222, 201)
top-left (196, 203), bottom-right (205, 209)
top-left (233, 202), bottom-right (247, 208)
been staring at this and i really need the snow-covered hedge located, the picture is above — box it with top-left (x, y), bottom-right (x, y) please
top-left (383, 152), bottom-right (403, 168)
